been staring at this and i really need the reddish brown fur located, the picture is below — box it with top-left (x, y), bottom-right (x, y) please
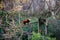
top-left (23, 19), bottom-right (30, 25)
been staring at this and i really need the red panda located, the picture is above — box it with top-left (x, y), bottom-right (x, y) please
top-left (23, 19), bottom-right (30, 25)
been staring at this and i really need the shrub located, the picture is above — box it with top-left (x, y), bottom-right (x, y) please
top-left (31, 32), bottom-right (56, 40)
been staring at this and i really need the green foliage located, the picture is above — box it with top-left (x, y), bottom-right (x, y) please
top-left (32, 23), bottom-right (38, 32)
top-left (0, 10), bottom-right (58, 40)
top-left (31, 32), bottom-right (42, 40)
top-left (31, 32), bottom-right (56, 40)
top-left (46, 36), bottom-right (56, 40)
top-left (0, 11), bottom-right (6, 17)
top-left (47, 17), bottom-right (60, 35)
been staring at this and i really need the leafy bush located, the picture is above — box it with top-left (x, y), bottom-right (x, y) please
top-left (31, 32), bottom-right (56, 40)
top-left (31, 32), bottom-right (43, 40)
top-left (47, 17), bottom-right (60, 40)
